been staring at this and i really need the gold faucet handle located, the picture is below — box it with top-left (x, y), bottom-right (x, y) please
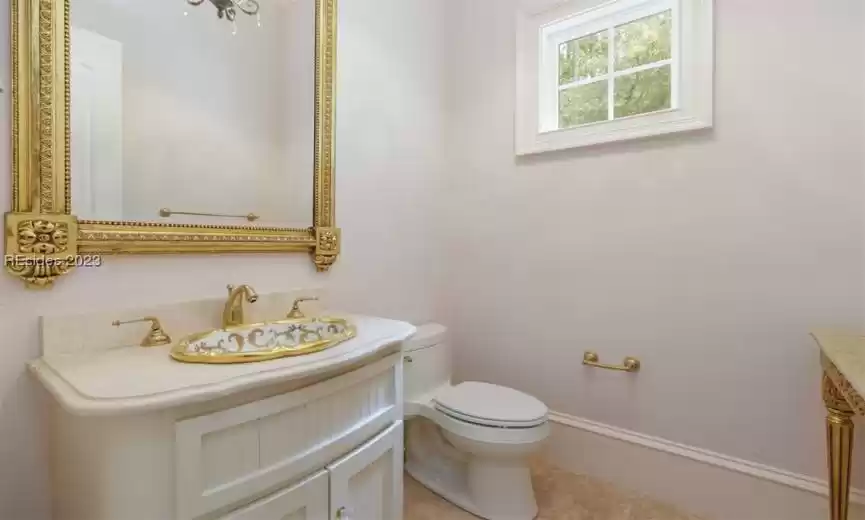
top-left (287, 297), bottom-right (319, 319)
top-left (112, 317), bottom-right (172, 347)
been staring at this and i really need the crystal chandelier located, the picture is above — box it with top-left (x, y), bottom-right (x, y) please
top-left (185, 0), bottom-right (261, 34)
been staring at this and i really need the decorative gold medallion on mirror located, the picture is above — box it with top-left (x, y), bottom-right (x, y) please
top-left (4, 215), bottom-right (79, 288)
top-left (6, 0), bottom-right (341, 288)
top-left (314, 227), bottom-right (341, 272)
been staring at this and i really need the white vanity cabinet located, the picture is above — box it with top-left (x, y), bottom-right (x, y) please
top-left (224, 423), bottom-right (402, 520)
top-left (32, 315), bottom-right (415, 520)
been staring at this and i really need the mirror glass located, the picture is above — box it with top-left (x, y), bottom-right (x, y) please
top-left (70, 0), bottom-right (315, 227)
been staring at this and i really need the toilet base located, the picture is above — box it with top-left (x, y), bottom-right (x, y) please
top-left (407, 461), bottom-right (539, 520)
top-left (405, 417), bottom-right (540, 520)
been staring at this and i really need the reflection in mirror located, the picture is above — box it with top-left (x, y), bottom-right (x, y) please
top-left (70, 0), bottom-right (315, 227)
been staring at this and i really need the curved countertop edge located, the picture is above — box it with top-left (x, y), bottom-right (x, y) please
top-left (30, 322), bottom-right (417, 417)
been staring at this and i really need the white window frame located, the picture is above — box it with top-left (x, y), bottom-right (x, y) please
top-left (516, 0), bottom-right (713, 155)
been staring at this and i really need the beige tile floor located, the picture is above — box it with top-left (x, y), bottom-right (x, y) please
top-left (404, 461), bottom-right (705, 520)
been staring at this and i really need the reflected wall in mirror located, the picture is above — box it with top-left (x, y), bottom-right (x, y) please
top-left (5, 0), bottom-right (339, 288)
top-left (70, 0), bottom-right (314, 227)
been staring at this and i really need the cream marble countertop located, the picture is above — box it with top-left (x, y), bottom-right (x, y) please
top-left (813, 329), bottom-right (865, 398)
top-left (30, 314), bottom-right (416, 416)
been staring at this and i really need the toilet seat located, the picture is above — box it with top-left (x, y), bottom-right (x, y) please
top-left (433, 382), bottom-right (548, 429)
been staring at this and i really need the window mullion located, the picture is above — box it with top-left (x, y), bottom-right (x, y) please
top-left (612, 59), bottom-right (673, 79)
top-left (607, 27), bottom-right (615, 121)
top-left (558, 75), bottom-right (609, 91)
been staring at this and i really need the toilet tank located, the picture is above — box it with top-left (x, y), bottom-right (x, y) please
top-left (403, 323), bottom-right (450, 402)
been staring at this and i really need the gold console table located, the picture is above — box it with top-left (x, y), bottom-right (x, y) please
top-left (814, 330), bottom-right (865, 520)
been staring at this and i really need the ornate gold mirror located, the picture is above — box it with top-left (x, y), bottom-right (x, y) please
top-left (6, 0), bottom-right (340, 288)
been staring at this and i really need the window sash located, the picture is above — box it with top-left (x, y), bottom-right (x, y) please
top-left (546, 0), bottom-right (679, 131)
top-left (542, 0), bottom-right (674, 50)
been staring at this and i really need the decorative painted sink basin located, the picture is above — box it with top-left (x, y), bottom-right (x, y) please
top-left (170, 317), bottom-right (356, 364)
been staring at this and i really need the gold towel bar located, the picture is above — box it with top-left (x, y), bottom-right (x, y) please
top-left (583, 351), bottom-right (641, 373)
top-left (159, 208), bottom-right (260, 222)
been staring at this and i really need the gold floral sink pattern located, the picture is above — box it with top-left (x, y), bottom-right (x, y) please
top-left (170, 317), bottom-right (356, 364)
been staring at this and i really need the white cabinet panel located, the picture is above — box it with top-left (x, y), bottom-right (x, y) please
top-left (202, 421), bottom-right (261, 491)
top-left (328, 422), bottom-right (403, 520)
top-left (221, 470), bottom-right (328, 520)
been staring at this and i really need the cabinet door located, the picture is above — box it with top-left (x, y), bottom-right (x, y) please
top-left (327, 422), bottom-right (403, 520)
top-left (221, 470), bottom-right (329, 520)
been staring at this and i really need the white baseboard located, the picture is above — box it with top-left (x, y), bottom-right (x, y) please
top-left (545, 411), bottom-right (865, 520)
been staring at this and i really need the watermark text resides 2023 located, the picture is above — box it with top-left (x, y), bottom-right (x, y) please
top-left (4, 254), bottom-right (103, 268)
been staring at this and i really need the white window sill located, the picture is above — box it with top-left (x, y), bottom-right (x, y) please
top-left (519, 107), bottom-right (712, 155)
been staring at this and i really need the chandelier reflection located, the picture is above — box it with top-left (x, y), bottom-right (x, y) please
top-left (185, 0), bottom-right (261, 34)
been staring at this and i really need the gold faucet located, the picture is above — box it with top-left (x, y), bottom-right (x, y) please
top-left (223, 284), bottom-right (259, 328)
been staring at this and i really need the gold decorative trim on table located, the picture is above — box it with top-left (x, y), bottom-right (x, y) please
top-left (6, 0), bottom-right (341, 287)
top-left (821, 360), bottom-right (856, 520)
top-left (815, 332), bottom-right (865, 520)
top-left (822, 354), bottom-right (865, 415)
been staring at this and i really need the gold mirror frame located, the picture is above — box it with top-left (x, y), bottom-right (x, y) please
top-left (5, 0), bottom-right (341, 288)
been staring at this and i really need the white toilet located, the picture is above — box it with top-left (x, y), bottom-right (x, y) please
top-left (403, 324), bottom-right (550, 520)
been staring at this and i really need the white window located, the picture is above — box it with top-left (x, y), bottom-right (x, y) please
top-left (516, 0), bottom-right (713, 155)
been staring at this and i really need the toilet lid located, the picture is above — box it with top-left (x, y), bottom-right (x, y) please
top-left (433, 382), bottom-right (548, 428)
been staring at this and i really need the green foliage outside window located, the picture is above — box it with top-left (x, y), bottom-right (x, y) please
top-left (559, 82), bottom-right (608, 128)
top-left (615, 11), bottom-right (672, 70)
top-left (615, 65), bottom-right (671, 118)
top-left (558, 11), bottom-right (673, 129)
top-left (559, 32), bottom-right (608, 85)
